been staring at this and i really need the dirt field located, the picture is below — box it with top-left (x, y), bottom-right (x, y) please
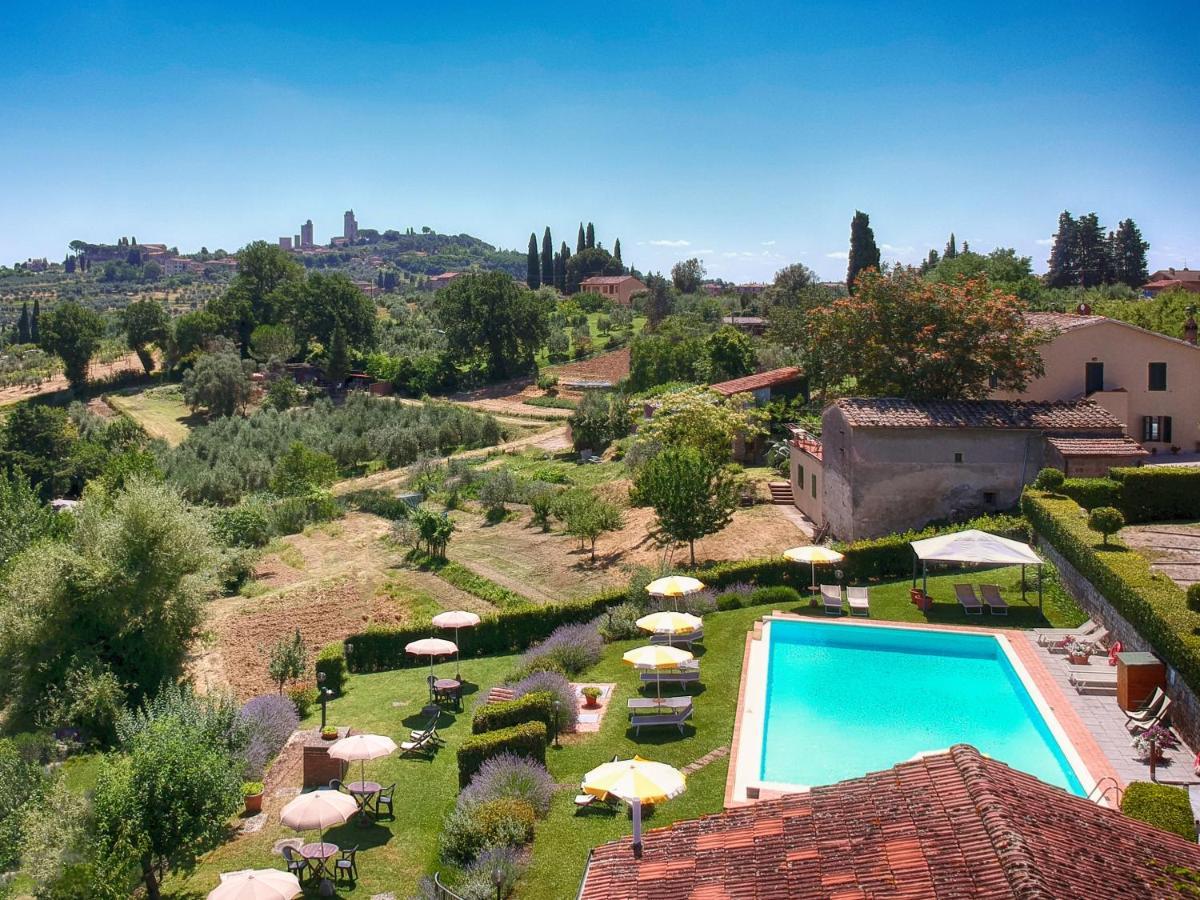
top-left (0, 351), bottom-right (144, 407)
top-left (547, 347), bottom-right (631, 384)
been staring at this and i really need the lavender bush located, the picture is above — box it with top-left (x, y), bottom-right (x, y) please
top-left (520, 622), bottom-right (602, 676)
top-left (647, 588), bottom-right (716, 616)
top-left (237, 694), bottom-right (299, 778)
top-left (459, 752), bottom-right (555, 817)
top-left (511, 670), bottom-right (578, 732)
top-left (461, 846), bottom-right (526, 900)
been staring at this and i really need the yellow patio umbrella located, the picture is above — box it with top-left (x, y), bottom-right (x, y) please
top-left (623, 644), bottom-right (694, 698)
top-left (582, 756), bottom-right (686, 854)
top-left (784, 545), bottom-right (845, 591)
top-left (645, 575), bottom-right (705, 606)
top-left (635, 611), bottom-right (702, 647)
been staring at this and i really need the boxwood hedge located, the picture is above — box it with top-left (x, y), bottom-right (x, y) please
top-left (471, 691), bottom-right (556, 736)
top-left (457, 721), bottom-right (547, 788)
top-left (1121, 782), bottom-right (1197, 841)
top-left (1060, 477), bottom-right (1121, 511)
top-left (1022, 490), bottom-right (1200, 693)
top-left (1110, 466), bottom-right (1200, 523)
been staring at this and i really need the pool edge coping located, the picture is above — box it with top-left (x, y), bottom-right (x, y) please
top-left (724, 612), bottom-right (1122, 810)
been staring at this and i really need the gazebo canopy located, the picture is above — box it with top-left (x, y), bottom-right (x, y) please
top-left (910, 529), bottom-right (1041, 566)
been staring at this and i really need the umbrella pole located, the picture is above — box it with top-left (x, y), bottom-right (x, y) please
top-left (1021, 564), bottom-right (1027, 603)
top-left (455, 626), bottom-right (461, 681)
top-left (1038, 564), bottom-right (1044, 621)
top-left (428, 655), bottom-right (435, 703)
top-left (632, 798), bottom-right (643, 856)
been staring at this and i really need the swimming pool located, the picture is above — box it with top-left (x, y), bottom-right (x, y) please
top-left (755, 619), bottom-right (1088, 796)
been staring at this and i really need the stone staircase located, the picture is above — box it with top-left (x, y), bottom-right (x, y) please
top-left (767, 481), bottom-right (793, 505)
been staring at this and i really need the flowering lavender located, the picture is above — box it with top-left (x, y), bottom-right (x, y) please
top-left (459, 752), bottom-right (555, 816)
top-left (511, 670), bottom-right (578, 732)
top-left (237, 693), bottom-right (299, 778)
top-left (648, 588), bottom-right (716, 616)
top-left (519, 622), bottom-right (602, 676)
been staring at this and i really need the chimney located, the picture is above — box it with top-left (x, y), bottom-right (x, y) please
top-left (1185, 316), bottom-right (1198, 346)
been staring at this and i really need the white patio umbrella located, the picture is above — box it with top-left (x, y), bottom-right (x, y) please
top-left (784, 545), bottom-right (845, 591)
top-left (328, 733), bottom-right (398, 786)
top-left (432, 610), bottom-right (481, 680)
top-left (279, 789), bottom-right (357, 846)
top-left (582, 756), bottom-right (686, 855)
top-left (405, 637), bottom-right (458, 702)
top-left (209, 869), bottom-right (301, 900)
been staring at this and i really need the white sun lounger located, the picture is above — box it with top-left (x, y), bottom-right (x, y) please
top-left (954, 584), bottom-right (983, 615)
top-left (820, 584), bottom-right (843, 616)
top-left (630, 704), bottom-right (693, 735)
top-left (1034, 620), bottom-right (1103, 646)
top-left (846, 586), bottom-right (870, 617)
top-left (980, 584), bottom-right (1008, 616)
top-left (1068, 667), bottom-right (1118, 694)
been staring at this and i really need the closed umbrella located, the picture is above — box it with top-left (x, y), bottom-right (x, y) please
top-left (209, 870), bottom-right (301, 900)
top-left (432, 610), bottom-right (481, 680)
top-left (582, 756), bottom-right (686, 855)
top-left (636, 611), bottom-right (702, 646)
top-left (328, 733), bottom-right (398, 787)
top-left (784, 545), bottom-right (845, 592)
top-left (405, 637), bottom-right (458, 703)
top-left (623, 644), bottom-right (694, 698)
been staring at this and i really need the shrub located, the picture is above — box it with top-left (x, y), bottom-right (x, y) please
top-left (316, 642), bottom-right (348, 697)
top-left (1189, 584), bottom-right (1200, 614)
top-left (441, 797), bottom-right (536, 863)
top-left (1088, 506), bottom-right (1126, 545)
top-left (237, 694), bottom-right (299, 778)
top-left (1110, 466), bottom-right (1200, 523)
top-left (461, 847), bottom-right (525, 900)
top-left (212, 497), bottom-right (274, 548)
top-left (1033, 467), bottom-right (1065, 491)
top-left (472, 691), bottom-right (556, 736)
top-left (716, 593), bottom-right (743, 611)
top-left (598, 601), bottom-right (644, 641)
top-left (1060, 477), bottom-right (1120, 511)
top-left (286, 682), bottom-right (318, 719)
top-left (647, 588), bottom-right (717, 617)
top-left (459, 752), bottom-right (555, 817)
top-left (480, 469), bottom-right (522, 512)
top-left (525, 481), bottom-right (559, 531)
top-left (510, 670), bottom-right (578, 733)
top-left (520, 622), bottom-right (602, 676)
top-left (457, 722), bottom-right (547, 788)
top-left (749, 585), bottom-right (803, 607)
top-left (1121, 782), bottom-right (1196, 841)
top-left (340, 489), bottom-right (411, 521)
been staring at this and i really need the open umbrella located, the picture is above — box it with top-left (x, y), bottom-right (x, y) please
top-left (636, 611), bottom-right (702, 647)
top-left (432, 610), bottom-right (481, 680)
top-left (784, 545), bottom-right (845, 592)
top-left (279, 789), bottom-right (357, 845)
top-left (582, 756), bottom-right (686, 855)
top-left (328, 733), bottom-right (398, 788)
top-left (623, 644), bottom-right (694, 698)
top-left (645, 575), bottom-right (705, 603)
top-left (209, 870), bottom-right (301, 900)
top-left (405, 637), bottom-right (458, 703)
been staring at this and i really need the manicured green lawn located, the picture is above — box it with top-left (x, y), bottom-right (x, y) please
top-left (174, 564), bottom-right (1081, 898)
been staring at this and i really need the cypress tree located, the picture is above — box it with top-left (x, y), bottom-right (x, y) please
top-left (1112, 218), bottom-right (1149, 287)
top-left (557, 242), bottom-right (570, 292)
top-left (846, 210), bottom-right (881, 292)
top-left (577, 223), bottom-right (585, 253)
top-left (1045, 212), bottom-right (1078, 288)
top-left (526, 233), bottom-right (541, 288)
top-left (613, 238), bottom-right (622, 267)
top-left (1076, 213), bottom-right (1109, 287)
top-left (541, 227), bottom-right (554, 289)
top-left (944, 233), bottom-right (958, 260)
top-left (586, 222), bottom-right (595, 249)
top-left (17, 302), bottom-right (30, 344)
top-left (919, 248), bottom-right (940, 275)
top-left (31, 298), bottom-right (39, 344)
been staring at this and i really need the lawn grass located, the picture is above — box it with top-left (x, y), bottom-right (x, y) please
top-left (485, 451), bottom-right (627, 490)
top-left (532, 312), bottom-right (645, 367)
top-left (174, 563), bottom-right (1081, 899)
top-left (107, 384), bottom-right (199, 445)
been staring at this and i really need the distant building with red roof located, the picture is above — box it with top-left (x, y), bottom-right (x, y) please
top-left (1144, 267), bottom-right (1200, 296)
top-left (579, 275), bottom-right (647, 307)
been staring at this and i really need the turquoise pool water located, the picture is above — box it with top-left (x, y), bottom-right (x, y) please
top-left (760, 620), bottom-right (1085, 795)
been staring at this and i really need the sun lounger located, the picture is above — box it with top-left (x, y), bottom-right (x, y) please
top-left (954, 584), bottom-right (983, 615)
top-left (1125, 688), bottom-right (1167, 731)
top-left (640, 667), bottom-right (701, 687)
top-left (574, 791), bottom-right (620, 812)
top-left (1034, 620), bottom-right (1103, 646)
top-left (630, 704), bottom-right (693, 735)
top-left (847, 586), bottom-right (870, 617)
top-left (820, 584), bottom-right (843, 616)
top-left (1129, 697), bottom-right (1173, 735)
top-left (1068, 667), bottom-right (1118, 694)
top-left (649, 628), bottom-right (704, 646)
top-left (401, 722), bottom-right (440, 756)
top-left (1048, 629), bottom-right (1110, 654)
top-left (979, 584), bottom-right (1008, 616)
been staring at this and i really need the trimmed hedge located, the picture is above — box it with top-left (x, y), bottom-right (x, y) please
top-left (1111, 467), bottom-right (1200, 523)
top-left (1060, 477), bottom-right (1120, 511)
top-left (457, 721), bottom-right (547, 788)
top-left (315, 641), bottom-right (348, 696)
top-left (1121, 782), bottom-right (1197, 841)
top-left (1022, 491), bottom-right (1200, 694)
top-left (471, 691), bottom-right (556, 736)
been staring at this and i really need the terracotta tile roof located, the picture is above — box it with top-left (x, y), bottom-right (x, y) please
top-left (581, 275), bottom-right (642, 285)
top-left (1023, 311), bottom-right (1105, 333)
top-left (579, 745), bottom-right (1200, 900)
top-left (710, 367), bottom-right (804, 396)
top-left (832, 398), bottom-right (1122, 432)
top-left (1046, 436), bottom-right (1150, 458)
top-left (1150, 268), bottom-right (1200, 283)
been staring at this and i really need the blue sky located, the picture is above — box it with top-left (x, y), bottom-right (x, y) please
top-left (2, 1), bottom-right (1198, 281)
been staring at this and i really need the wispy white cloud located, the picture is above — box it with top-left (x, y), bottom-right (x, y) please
top-left (649, 239), bottom-right (690, 247)
top-left (825, 251), bottom-right (848, 260)
top-left (881, 243), bottom-right (914, 254)
top-left (761, 240), bottom-right (776, 246)
top-left (696, 249), bottom-right (714, 255)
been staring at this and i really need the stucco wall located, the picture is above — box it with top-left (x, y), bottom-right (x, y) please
top-left (789, 447), bottom-right (823, 526)
top-left (996, 321), bottom-right (1200, 451)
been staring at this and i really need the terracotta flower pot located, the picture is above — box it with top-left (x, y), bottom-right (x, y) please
top-left (244, 793), bottom-right (263, 814)
top-left (1068, 653), bottom-right (1090, 665)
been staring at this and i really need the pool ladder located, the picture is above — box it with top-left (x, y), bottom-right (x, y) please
top-left (1087, 776), bottom-right (1123, 806)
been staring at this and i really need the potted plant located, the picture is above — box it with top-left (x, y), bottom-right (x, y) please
top-left (581, 686), bottom-right (602, 709)
top-left (321, 725), bottom-right (338, 741)
top-left (242, 781), bottom-right (264, 815)
top-left (1132, 724), bottom-right (1178, 762)
top-left (1062, 638), bottom-right (1091, 665)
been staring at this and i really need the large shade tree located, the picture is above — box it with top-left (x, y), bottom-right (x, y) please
top-left (631, 446), bottom-right (741, 566)
top-left (122, 299), bottom-right (169, 374)
top-left (37, 301), bottom-right (104, 391)
top-left (434, 271), bottom-right (551, 380)
top-left (207, 241), bottom-right (304, 349)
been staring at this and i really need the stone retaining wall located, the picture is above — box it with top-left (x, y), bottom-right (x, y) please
top-left (1036, 536), bottom-right (1200, 752)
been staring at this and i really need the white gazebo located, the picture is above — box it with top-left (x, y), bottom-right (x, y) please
top-left (910, 529), bottom-right (1045, 616)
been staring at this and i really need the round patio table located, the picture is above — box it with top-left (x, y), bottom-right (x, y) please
top-left (435, 678), bottom-right (463, 710)
top-left (300, 842), bottom-right (338, 886)
top-left (347, 780), bottom-right (382, 825)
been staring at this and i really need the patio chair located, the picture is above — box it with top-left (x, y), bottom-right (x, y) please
top-left (980, 584), bottom-right (1008, 616)
top-left (1129, 697), bottom-right (1173, 736)
top-left (373, 783), bottom-right (395, 819)
top-left (401, 726), bottom-right (439, 756)
top-left (847, 586), bottom-right (870, 617)
top-left (1034, 619), bottom-right (1103, 646)
top-left (328, 778), bottom-right (344, 793)
top-left (631, 704), bottom-right (693, 736)
top-left (335, 845), bottom-right (359, 883)
top-left (281, 845), bottom-right (309, 883)
top-left (954, 584), bottom-right (983, 615)
top-left (820, 584), bottom-right (843, 616)
top-left (1124, 688), bottom-right (1167, 731)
